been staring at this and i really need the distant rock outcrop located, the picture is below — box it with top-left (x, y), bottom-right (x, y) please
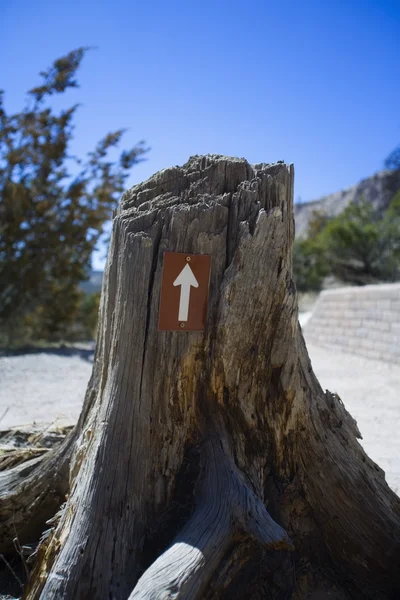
top-left (294, 170), bottom-right (400, 238)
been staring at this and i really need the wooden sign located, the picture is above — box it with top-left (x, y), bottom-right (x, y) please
top-left (158, 252), bottom-right (211, 331)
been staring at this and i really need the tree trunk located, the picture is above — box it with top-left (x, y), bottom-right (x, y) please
top-left (3, 155), bottom-right (400, 599)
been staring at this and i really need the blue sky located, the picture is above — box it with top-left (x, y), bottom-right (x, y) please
top-left (1, 0), bottom-right (399, 269)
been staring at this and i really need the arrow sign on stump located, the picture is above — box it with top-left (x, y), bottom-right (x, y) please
top-left (158, 252), bottom-right (211, 331)
top-left (173, 263), bottom-right (199, 322)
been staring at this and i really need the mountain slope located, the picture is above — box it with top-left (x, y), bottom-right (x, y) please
top-left (294, 169), bottom-right (400, 238)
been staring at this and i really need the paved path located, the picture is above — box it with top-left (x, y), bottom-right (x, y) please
top-left (0, 338), bottom-right (399, 494)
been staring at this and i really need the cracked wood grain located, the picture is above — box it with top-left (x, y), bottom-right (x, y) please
top-left (5, 154), bottom-right (397, 600)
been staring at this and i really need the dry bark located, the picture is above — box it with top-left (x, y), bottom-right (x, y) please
top-left (0, 359), bottom-right (99, 554)
top-left (0, 431), bottom-right (71, 555)
top-left (2, 155), bottom-right (399, 599)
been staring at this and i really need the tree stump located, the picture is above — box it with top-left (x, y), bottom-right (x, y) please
top-left (1, 155), bottom-right (400, 599)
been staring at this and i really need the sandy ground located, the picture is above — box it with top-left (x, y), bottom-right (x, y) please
top-left (0, 346), bottom-right (93, 429)
top-left (0, 333), bottom-right (399, 495)
top-left (306, 341), bottom-right (400, 495)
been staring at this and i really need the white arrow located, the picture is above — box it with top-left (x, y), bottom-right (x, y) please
top-left (173, 263), bottom-right (199, 322)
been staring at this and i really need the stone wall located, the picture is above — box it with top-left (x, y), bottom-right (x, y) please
top-left (304, 283), bottom-right (400, 364)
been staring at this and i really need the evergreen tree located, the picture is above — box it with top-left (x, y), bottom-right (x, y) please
top-left (0, 48), bottom-right (147, 339)
top-left (293, 210), bottom-right (330, 292)
top-left (322, 196), bottom-right (400, 285)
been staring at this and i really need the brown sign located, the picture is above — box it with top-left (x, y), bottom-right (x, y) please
top-left (158, 252), bottom-right (211, 331)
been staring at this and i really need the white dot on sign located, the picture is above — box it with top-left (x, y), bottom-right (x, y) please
top-left (180, 322), bottom-right (185, 328)
top-left (186, 256), bottom-right (191, 262)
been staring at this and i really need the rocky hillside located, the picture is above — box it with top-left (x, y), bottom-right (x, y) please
top-left (294, 169), bottom-right (400, 238)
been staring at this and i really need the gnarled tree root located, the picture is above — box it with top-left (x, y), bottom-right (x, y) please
top-left (0, 432), bottom-right (72, 555)
top-left (130, 432), bottom-right (292, 599)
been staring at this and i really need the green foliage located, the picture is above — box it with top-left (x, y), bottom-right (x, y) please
top-left (78, 291), bottom-right (101, 339)
top-left (386, 189), bottom-right (400, 219)
top-left (293, 196), bottom-right (400, 292)
top-left (385, 145), bottom-right (400, 171)
top-left (293, 210), bottom-right (330, 292)
top-left (0, 48), bottom-right (148, 340)
top-left (293, 238), bottom-right (329, 292)
top-left (383, 144), bottom-right (400, 198)
top-left (0, 290), bottom-right (101, 346)
top-left (322, 197), bottom-right (400, 285)
top-left (293, 192), bottom-right (400, 292)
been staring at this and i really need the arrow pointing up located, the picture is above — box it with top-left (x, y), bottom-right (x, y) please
top-left (173, 263), bottom-right (199, 322)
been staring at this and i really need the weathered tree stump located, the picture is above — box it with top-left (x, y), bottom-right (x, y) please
top-left (1, 155), bottom-right (399, 599)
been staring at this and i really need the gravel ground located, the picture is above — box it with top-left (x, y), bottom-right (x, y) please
top-left (0, 334), bottom-right (399, 495)
top-left (0, 345), bottom-right (93, 430)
